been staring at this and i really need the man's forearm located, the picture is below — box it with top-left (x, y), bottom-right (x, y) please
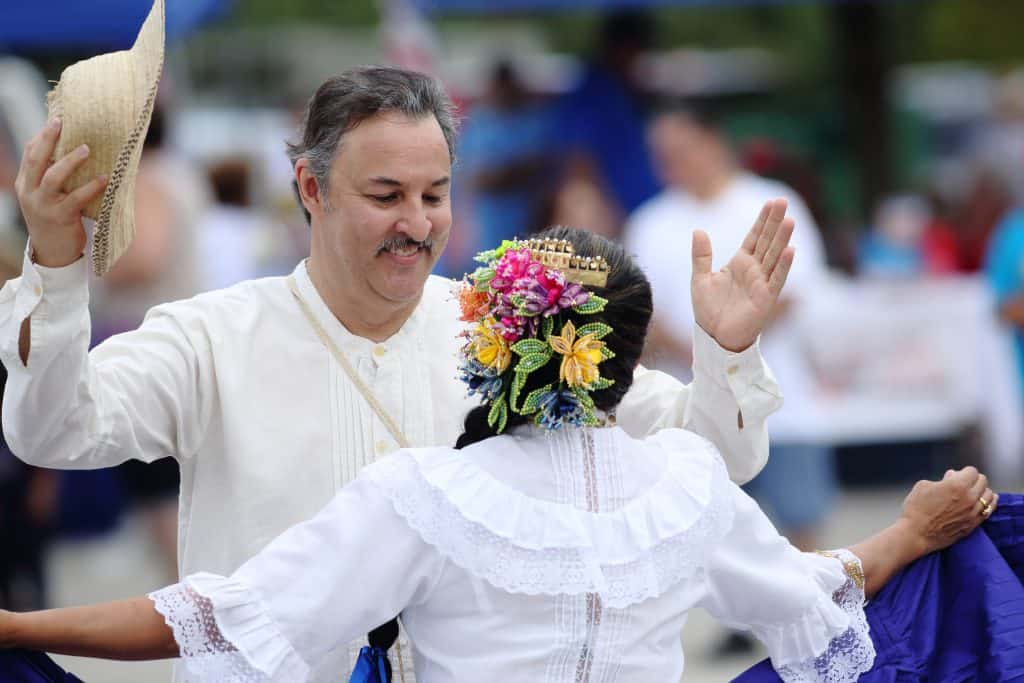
top-left (2, 597), bottom-right (178, 661)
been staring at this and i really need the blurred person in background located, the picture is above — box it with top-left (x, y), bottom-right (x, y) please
top-left (87, 101), bottom-right (211, 583)
top-left (972, 69), bottom-right (1024, 207)
top-left (859, 194), bottom-right (967, 278)
top-left (626, 102), bottom-right (833, 656)
top-left (199, 157), bottom-right (280, 290)
top-left (984, 204), bottom-right (1024, 413)
top-left (858, 195), bottom-right (931, 278)
top-left (953, 167), bottom-right (1011, 273)
top-left (0, 124), bottom-right (54, 613)
top-left (529, 154), bottom-right (621, 239)
top-left (442, 59), bottom-right (554, 278)
top-left (4, 66), bottom-right (800, 682)
top-left (552, 9), bottom-right (661, 222)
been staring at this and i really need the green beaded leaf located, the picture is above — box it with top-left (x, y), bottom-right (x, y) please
top-left (589, 376), bottom-right (615, 391)
top-left (575, 322), bottom-right (613, 340)
top-left (600, 346), bottom-right (616, 360)
top-left (510, 371), bottom-right (527, 412)
top-left (572, 294), bottom-right (608, 315)
top-left (511, 338), bottom-right (549, 356)
top-left (521, 384), bottom-right (553, 414)
top-left (472, 267), bottom-right (496, 291)
top-left (515, 353), bottom-right (550, 374)
top-left (571, 386), bottom-right (596, 410)
top-left (487, 394), bottom-right (508, 433)
top-left (474, 239), bottom-right (520, 265)
top-left (542, 316), bottom-right (555, 339)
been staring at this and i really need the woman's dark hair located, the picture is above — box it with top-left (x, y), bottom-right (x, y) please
top-left (456, 226), bottom-right (653, 449)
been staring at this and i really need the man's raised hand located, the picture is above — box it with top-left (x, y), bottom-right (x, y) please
top-left (690, 198), bottom-right (795, 352)
top-left (14, 118), bottom-right (108, 268)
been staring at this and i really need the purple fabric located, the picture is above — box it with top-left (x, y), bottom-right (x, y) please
top-left (732, 493), bottom-right (1024, 682)
top-left (0, 650), bottom-right (84, 682)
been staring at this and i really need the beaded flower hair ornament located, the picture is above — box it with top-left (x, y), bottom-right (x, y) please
top-left (457, 237), bottom-right (614, 432)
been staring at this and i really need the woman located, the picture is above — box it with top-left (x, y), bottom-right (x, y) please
top-left (0, 228), bottom-right (997, 682)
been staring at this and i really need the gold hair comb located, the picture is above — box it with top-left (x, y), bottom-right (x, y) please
top-left (522, 238), bottom-right (609, 288)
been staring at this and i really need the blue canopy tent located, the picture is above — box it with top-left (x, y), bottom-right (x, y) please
top-left (0, 0), bottom-right (230, 53)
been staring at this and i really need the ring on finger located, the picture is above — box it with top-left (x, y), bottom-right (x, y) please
top-left (979, 496), bottom-right (993, 516)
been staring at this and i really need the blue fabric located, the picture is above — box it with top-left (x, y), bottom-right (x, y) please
top-left (0, 650), bottom-right (84, 682)
top-left (349, 646), bottom-right (391, 683)
top-left (732, 493), bottom-right (1024, 682)
top-left (984, 209), bottom-right (1024, 397)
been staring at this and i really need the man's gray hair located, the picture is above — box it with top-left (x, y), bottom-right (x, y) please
top-left (287, 66), bottom-right (458, 203)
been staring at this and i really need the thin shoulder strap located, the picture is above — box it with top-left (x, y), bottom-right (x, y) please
top-left (287, 274), bottom-right (411, 449)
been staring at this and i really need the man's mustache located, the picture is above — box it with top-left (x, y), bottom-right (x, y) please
top-left (377, 236), bottom-right (435, 254)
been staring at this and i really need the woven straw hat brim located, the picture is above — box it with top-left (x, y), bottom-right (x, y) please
top-left (47, 0), bottom-right (164, 276)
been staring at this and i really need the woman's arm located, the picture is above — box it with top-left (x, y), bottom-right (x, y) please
top-left (851, 466), bottom-right (996, 598)
top-left (1, 459), bottom-right (445, 677)
top-left (697, 465), bottom-right (995, 682)
top-left (0, 597), bottom-right (177, 660)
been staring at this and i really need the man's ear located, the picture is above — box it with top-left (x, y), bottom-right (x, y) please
top-left (294, 158), bottom-right (324, 219)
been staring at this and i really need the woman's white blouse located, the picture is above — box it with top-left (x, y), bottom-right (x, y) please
top-left (151, 427), bottom-right (873, 683)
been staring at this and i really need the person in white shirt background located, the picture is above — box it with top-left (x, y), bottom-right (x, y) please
top-left (626, 102), bottom-right (834, 556)
top-left (5, 67), bottom-right (794, 681)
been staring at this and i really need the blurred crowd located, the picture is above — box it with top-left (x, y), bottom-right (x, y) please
top-left (2, 6), bottom-right (1024, 666)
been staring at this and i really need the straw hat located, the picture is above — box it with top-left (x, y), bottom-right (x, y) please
top-left (46, 0), bottom-right (164, 276)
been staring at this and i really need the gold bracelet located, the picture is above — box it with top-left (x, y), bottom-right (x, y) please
top-left (815, 549), bottom-right (866, 592)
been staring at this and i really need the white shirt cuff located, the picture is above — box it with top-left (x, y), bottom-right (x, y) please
top-left (691, 323), bottom-right (783, 422)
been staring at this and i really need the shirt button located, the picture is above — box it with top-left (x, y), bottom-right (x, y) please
top-left (373, 345), bottom-right (387, 358)
top-left (375, 440), bottom-right (391, 455)
top-left (33, 285), bottom-right (41, 296)
top-left (727, 364), bottom-right (739, 375)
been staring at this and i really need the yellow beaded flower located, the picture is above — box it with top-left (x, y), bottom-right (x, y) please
top-left (548, 320), bottom-right (605, 388)
top-left (472, 319), bottom-right (513, 373)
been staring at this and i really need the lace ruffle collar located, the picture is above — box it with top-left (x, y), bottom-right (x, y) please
top-left (363, 427), bottom-right (735, 608)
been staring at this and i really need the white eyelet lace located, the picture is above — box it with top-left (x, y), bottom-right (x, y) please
top-left (362, 442), bottom-right (735, 609)
top-left (773, 550), bottom-right (875, 683)
top-left (149, 584), bottom-right (271, 682)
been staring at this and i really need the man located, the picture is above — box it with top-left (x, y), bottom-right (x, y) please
top-left (3, 67), bottom-right (791, 681)
top-left (626, 104), bottom-right (832, 654)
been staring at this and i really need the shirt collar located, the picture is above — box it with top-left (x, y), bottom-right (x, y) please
top-left (290, 260), bottom-right (429, 356)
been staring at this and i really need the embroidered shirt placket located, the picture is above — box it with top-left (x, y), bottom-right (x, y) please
top-left (574, 430), bottom-right (602, 683)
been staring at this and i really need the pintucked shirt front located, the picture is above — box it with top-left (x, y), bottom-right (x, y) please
top-left (0, 251), bottom-right (782, 682)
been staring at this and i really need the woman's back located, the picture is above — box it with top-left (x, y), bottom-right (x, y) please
top-left (393, 426), bottom-right (724, 680)
top-left (162, 426), bottom-right (869, 682)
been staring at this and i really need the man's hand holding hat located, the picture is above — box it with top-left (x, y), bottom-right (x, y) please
top-left (15, 118), bottom-right (108, 268)
top-left (14, 0), bottom-right (164, 275)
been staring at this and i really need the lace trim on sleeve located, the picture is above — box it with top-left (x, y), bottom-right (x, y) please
top-left (149, 583), bottom-right (270, 682)
top-left (773, 549), bottom-right (875, 683)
